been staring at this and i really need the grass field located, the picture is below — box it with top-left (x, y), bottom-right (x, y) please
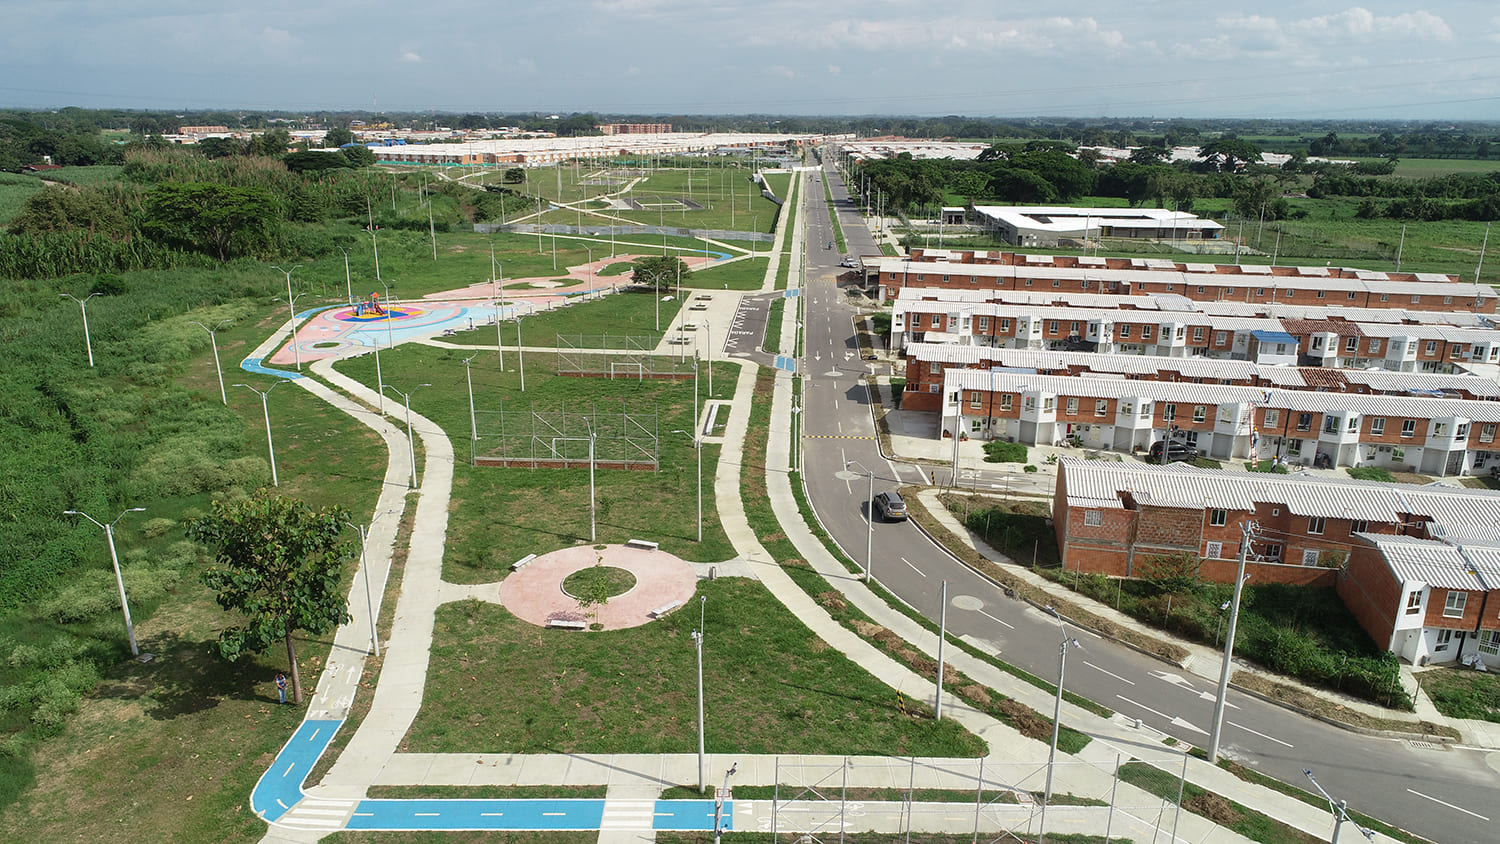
top-left (0, 173), bottom-right (43, 225)
top-left (41, 164), bottom-right (127, 186)
top-left (405, 580), bottom-right (986, 758)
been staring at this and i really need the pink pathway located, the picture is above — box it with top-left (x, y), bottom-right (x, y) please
top-left (497, 544), bottom-right (699, 631)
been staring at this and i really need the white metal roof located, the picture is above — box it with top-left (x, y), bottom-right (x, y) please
top-left (1363, 534), bottom-right (1500, 590)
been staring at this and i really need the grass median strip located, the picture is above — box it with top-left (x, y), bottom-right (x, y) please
top-left (1119, 761), bottom-right (1323, 844)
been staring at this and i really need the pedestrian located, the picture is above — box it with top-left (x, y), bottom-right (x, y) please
top-left (276, 672), bottom-right (288, 705)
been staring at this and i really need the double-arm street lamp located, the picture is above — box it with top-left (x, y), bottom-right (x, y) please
top-left (580, 416), bottom-right (597, 541)
top-left (235, 382), bottom-right (280, 486)
top-left (845, 460), bottom-right (875, 582)
top-left (63, 507), bottom-right (146, 656)
top-left (271, 265), bottom-right (304, 371)
top-left (673, 429), bottom-right (703, 542)
top-left (344, 513), bottom-right (397, 656)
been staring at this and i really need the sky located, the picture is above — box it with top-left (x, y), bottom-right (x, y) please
top-left (3, 1), bottom-right (1500, 120)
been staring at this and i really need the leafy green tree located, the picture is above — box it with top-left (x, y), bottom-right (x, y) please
top-left (1129, 144), bottom-right (1170, 165)
top-left (283, 150), bottom-right (350, 173)
top-left (342, 145), bottom-right (377, 168)
top-left (185, 492), bottom-right (353, 705)
top-left (503, 167), bottom-right (526, 184)
top-left (7, 187), bottom-right (129, 238)
top-left (631, 255), bottom-right (690, 290)
top-left (142, 182), bottom-right (278, 261)
top-left (1197, 137), bottom-right (1263, 172)
top-left (323, 126), bottom-right (355, 147)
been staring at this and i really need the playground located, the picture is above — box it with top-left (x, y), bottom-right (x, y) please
top-left (266, 253), bottom-right (713, 366)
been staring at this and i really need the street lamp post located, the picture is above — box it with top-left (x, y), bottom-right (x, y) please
top-left (515, 306), bottom-right (528, 392)
top-left (271, 265), bottom-right (304, 371)
top-left (60, 292), bottom-right (101, 367)
top-left (845, 460), bottom-right (875, 582)
top-left (343, 519), bottom-right (384, 656)
top-left (63, 507), bottom-right (145, 656)
top-left (338, 247), bottom-right (353, 302)
top-left (581, 416), bottom-right (597, 542)
top-left (462, 354), bottom-right (478, 465)
top-left (189, 318), bottom-right (234, 405)
top-left (235, 382), bottom-right (280, 486)
top-left (1039, 606), bottom-right (1082, 844)
top-left (1208, 523), bottom-right (1255, 763)
top-left (673, 429), bottom-right (703, 542)
top-left (491, 273), bottom-right (505, 369)
top-left (693, 594), bottom-right (707, 794)
top-left (1304, 769), bottom-right (1376, 843)
top-left (367, 227), bottom-right (381, 281)
top-left (713, 761), bottom-right (738, 844)
top-left (383, 383), bottom-right (431, 488)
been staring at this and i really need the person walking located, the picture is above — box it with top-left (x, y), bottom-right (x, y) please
top-left (276, 672), bottom-right (288, 705)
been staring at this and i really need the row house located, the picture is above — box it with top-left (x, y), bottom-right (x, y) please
top-left (1054, 460), bottom-right (1500, 670)
top-left (869, 257), bottom-right (1496, 313)
top-left (1340, 534), bottom-right (1500, 668)
top-left (893, 298), bottom-right (1500, 374)
top-left (901, 343), bottom-right (1500, 414)
top-left (940, 369), bottom-right (1500, 476)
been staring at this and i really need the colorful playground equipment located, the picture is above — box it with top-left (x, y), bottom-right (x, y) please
top-left (352, 292), bottom-right (387, 317)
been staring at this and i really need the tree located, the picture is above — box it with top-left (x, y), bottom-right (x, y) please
top-left (1128, 144), bottom-right (1170, 165)
top-left (186, 492), bottom-right (353, 705)
top-left (503, 167), bottom-right (526, 184)
top-left (1197, 137), bottom-right (1263, 172)
top-left (142, 182), bottom-right (278, 261)
top-left (631, 255), bottom-right (690, 290)
top-left (323, 126), bottom-right (355, 148)
top-left (342, 145), bottom-right (377, 168)
top-left (283, 150), bottom-right (351, 173)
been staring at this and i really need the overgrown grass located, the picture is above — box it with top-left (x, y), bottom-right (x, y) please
top-left (1119, 761), bottom-right (1323, 844)
top-left (1346, 466), bottom-right (1396, 483)
top-left (0, 174), bottom-right (43, 225)
top-left (824, 176), bottom-right (848, 252)
top-left (764, 298), bottom-right (785, 355)
top-left (982, 440), bottom-right (1027, 464)
top-left (405, 584), bottom-right (986, 758)
top-left (1417, 667), bottom-right (1500, 723)
top-left (1208, 756), bottom-right (1434, 844)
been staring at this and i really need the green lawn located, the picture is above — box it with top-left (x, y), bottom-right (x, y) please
top-left (691, 256), bottom-right (770, 290)
top-left (406, 580), bottom-right (986, 758)
top-left (1418, 666), bottom-right (1500, 723)
top-left (0, 174), bottom-right (43, 225)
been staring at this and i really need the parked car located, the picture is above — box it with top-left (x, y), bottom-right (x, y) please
top-left (873, 491), bottom-right (908, 521)
top-left (839, 257), bottom-right (859, 268)
top-left (1148, 440), bottom-right (1200, 463)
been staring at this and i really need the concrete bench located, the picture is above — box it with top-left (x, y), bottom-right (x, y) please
top-left (668, 336), bottom-right (691, 345)
top-left (650, 600), bottom-right (682, 619)
top-left (547, 619), bottom-right (587, 630)
top-left (689, 303), bottom-right (709, 311)
top-left (679, 323), bottom-right (697, 331)
top-left (626, 539), bottom-right (659, 551)
top-left (511, 553), bottom-right (538, 571)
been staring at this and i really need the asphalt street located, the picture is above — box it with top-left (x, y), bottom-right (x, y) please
top-left (795, 155), bottom-right (1500, 844)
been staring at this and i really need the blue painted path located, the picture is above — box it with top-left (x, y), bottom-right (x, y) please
top-left (775, 355), bottom-right (797, 372)
top-left (783, 289), bottom-right (800, 298)
top-left (345, 798), bottom-right (731, 831)
top-left (252, 719), bottom-right (343, 822)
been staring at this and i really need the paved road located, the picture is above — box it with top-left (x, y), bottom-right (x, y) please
top-left (796, 154), bottom-right (1500, 844)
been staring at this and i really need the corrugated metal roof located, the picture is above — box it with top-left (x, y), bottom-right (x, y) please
top-left (1363, 534), bottom-right (1500, 589)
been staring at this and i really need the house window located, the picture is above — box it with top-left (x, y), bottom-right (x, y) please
top-left (970, 393), bottom-right (982, 408)
top-left (1141, 326), bottom-right (1153, 340)
top-left (1193, 327), bottom-right (1205, 342)
top-left (1324, 416), bottom-right (1340, 434)
top-left (1412, 295), bottom-right (1421, 304)
top-left (1348, 416), bottom-right (1359, 432)
top-left (1215, 331), bottom-right (1227, 346)
top-left (1119, 324), bottom-right (1132, 338)
top-left (1348, 291), bottom-right (1357, 300)
top-left (942, 275), bottom-right (949, 282)
top-left (1317, 290), bottom-right (1326, 299)
top-left (1197, 286), bottom-right (1206, 294)
top-left (1481, 630), bottom-right (1500, 656)
top-left (1043, 397), bottom-right (1055, 413)
top-left (972, 276), bottom-right (979, 284)
top-left (1435, 629), bottom-right (1454, 652)
top-left (1482, 424), bottom-right (1495, 443)
top-left (1066, 397), bottom-right (1079, 415)
top-left (1163, 403), bottom-right (1176, 421)
top-left (1457, 422), bottom-right (1469, 438)
top-left (1345, 337), bottom-right (1358, 353)
top-left (978, 316), bottom-right (990, 332)
top-left (1206, 541), bottom-right (1223, 558)
top-left (999, 318), bottom-right (1010, 331)
top-left (1000, 394), bottom-right (1013, 411)
top-left (1401, 420), bottom-right (1416, 438)
top-left (1405, 591), bottom-right (1422, 615)
top-left (1445, 295), bottom-right (1454, 305)
top-left (1380, 293), bottom-right (1389, 302)
top-left (1049, 320), bottom-right (1059, 334)
top-left (929, 361), bottom-right (942, 375)
top-left (1193, 405), bottom-right (1206, 422)
top-left (1369, 338), bottom-right (1380, 353)
top-left (1426, 341), bottom-right (1438, 355)
top-left (1023, 396), bottom-right (1035, 412)
top-left (1264, 409), bottom-right (1279, 427)
top-left (1288, 439), bottom-right (1303, 455)
top-left (1071, 322), bottom-right (1080, 335)
top-left (1262, 543), bottom-right (1283, 560)
top-left (1210, 509), bottom-right (1227, 527)
top-left (1095, 399), bottom-right (1108, 417)
top-left (1308, 516), bottom-right (1325, 535)
top-left (931, 314), bottom-right (941, 327)
top-left (1302, 549), bottom-right (1321, 566)
top-left (1444, 591), bottom-right (1467, 618)
top-left (1297, 413), bottom-right (1312, 431)
top-left (1350, 520), bottom-right (1369, 535)
top-left (1084, 509), bottom-right (1103, 527)
top-left (1371, 417), bottom-right (1385, 436)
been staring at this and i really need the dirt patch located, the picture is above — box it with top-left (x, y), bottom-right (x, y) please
top-left (1233, 671), bottom-right (1458, 738)
top-left (1185, 791), bottom-right (1244, 827)
top-left (996, 698), bottom-right (1050, 741)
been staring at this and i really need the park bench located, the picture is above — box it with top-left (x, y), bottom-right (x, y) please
top-left (626, 539), bottom-right (659, 551)
top-left (547, 619), bottom-right (587, 630)
top-left (650, 600), bottom-right (682, 619)
top-left (511, 553), bottom-right (538, 571)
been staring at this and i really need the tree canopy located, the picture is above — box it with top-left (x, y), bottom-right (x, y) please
top-left (185, 492), bottom-right (353, 705)
top-left (631, 255), bottom-right (691, 290)
top-left (142, 182), bottom-right (279, 262)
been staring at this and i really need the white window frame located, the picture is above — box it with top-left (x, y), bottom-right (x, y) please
top-left (1405, 591), bottom-right (1422, 615)
top-left (1210, 509), bottom-right (1226, 527)
top-left (1480, 630), bottom-right (1500, 656)
top-left (1444, 591), bottom-right (1467, 618)
top-left (1302, 549), bottom-right (1321, 566)
top-left (1308, 516), bottom-right (1325, 535)
top-left (1084, 509), bottom-right (1103, 527)
top-left (1205, 541), bottom-right (1223, 559)
top-left (1435, 629), bottom-right (1453, 652)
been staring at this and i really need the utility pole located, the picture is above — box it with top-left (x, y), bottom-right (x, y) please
top-left (1208, 521), bottom-right (1257, 763)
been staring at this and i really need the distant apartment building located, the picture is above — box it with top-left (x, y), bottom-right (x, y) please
top-left (597, 123), bottom-right (673, 135)
top-left (970, 206), bottom-right (1223, 247)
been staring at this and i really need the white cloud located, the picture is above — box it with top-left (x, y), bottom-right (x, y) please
top-left (400, 51), bottom-right (422, 63)
top-left (827, 64), bottom-right (841, 75)
top-left (1180, 7), bottom-right (1453, 61)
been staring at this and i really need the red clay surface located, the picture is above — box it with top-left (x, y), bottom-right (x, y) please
top-left (497, 544), bottom-right (699, 630)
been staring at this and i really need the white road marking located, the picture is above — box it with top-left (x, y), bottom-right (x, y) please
top-left (901, 557), bottom-right (926, 577)
top-left (978, 608), bottom-right (1014, 629)
top-left (414, 812), bottom-right (441, 817)
top-left (1229, 721), bottom-right (1293, 748)
top-left (1084, 661), bottom-right (1135, 685)
top-left (1116, 695), bottom-right (1173, 721)
top-left (482, 812), bottom-right (505, 817)
top-left (1406, 789), bottom-right (1489, 820)
top-left (1171, 716), bottom-right (1208, 735)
